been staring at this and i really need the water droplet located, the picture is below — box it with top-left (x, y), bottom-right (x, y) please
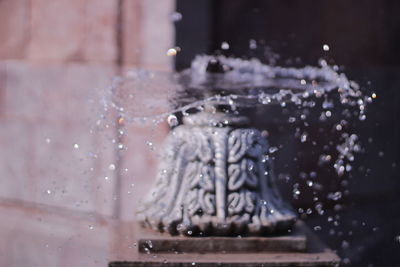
top-left (327, 191), bottom-right (342, 201)
top-left (318, 154), bottom-right (332, 165)
top-left (337, 165), bottom-right (345, 176)
top-left (249, 39), bottom-right (257, 49)
top-left (73, 143), bottom-right (79, 149)
top-left (345, 164), bottom-right (352, 172)
top-left (221, 41), bottom-right (230, 50)
top-left (167, 114), bottom-right (178, 127)
top-left (298, 172), bottom-right (307, 180)
top-left (334, 204), bottom-right (343, 211)
top-left (182, 109), bottom-right (189, 116)
top-left (146, 141), bottom-right (154, 150)
top-left (261, 130), bottom-right (269, 137)
top-left (315, 203), bottom-right (324, 215)
top-left (89, 225), bottom-right (94, 230)
top-left (104, 176), bottom-right (109, 180)
top-left (343, 258), bottom-right (351, 265)
top-left (117, 116), bottom-right (125, 125)
top-left (46, 190), bottom-right (51, 194)
top-left (170, 11), bottom-right (182, 22)
top-left (319, 59), bottom-right (328, 67)
top-left (269, 147), bottom-right (278, 154)
top-left (322, 99), bottom-right (334, 109)
top-left (314, 226), bottom-right (322, 231)
top-left (45, 138), bottom-right (51, 144)
top-left (261, 155), bottom-right (269, 163)
top-left (300, 133), bottom-right (308, 143)
top-left (248, 164), bottom-right (254, 171)
top-left (167, 48), bottom-right (178, 57)
top-left (109, 164), bottom-right (116, 171)
top-left (325, 110), bottom-right (332, 117)
top-left (146, 240), bottom-right (153, 248)
top-left (323, 44), bottom-right (330, 51)
top-left (259, 93), bottom-right (271, 104)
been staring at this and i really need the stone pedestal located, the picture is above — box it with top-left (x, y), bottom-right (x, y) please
top-left (138, 112), bottom-right (296, 236)
top-left (109, 221), bottom-right (340, 267)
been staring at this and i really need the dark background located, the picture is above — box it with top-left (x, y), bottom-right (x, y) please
top-left (175, 1), bottom-right (400, 266)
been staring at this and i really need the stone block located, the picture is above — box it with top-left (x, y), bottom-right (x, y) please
top-left (28, 0), bottom-right (86, 62)
top-left (2, 61), bottom-right (115, 120)
top-left (110, 221), bottom-right (340, 267)
top-left (0, 64), bottom-right (5, 116)
top-left (122, 0), bottom-right (174, 70)
top-left (0, 120), bottom-right (35, 201)
top-left (0, 200), bottom-right (110, 267)
top-left (83, 0), bottom-right (118, 63)
top-left (0, 0), bottom-right (29, 59)
top-left (140, 0), bottom-right (174, 70)
top-left (28, 0), bottom-right (117, 63)
top-left (137, 221), bottom-right (307, 253)
top-left (0, 61), bottom-right (118, 216)
top-left (121, 0), bottom-right (142, 66)
top-left (31, 120), bottom-right (113, 215)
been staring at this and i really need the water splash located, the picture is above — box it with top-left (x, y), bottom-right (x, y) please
top-left (96, 55), bottom-right (373, 178)
top-left (91, 55), bottom-right (375, 254)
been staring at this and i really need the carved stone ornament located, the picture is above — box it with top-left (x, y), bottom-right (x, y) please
top-left (138, 112), bottom-right (296, 236)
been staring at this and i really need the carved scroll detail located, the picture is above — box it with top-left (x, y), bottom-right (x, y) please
top-left (138, 116), bottom-right (296, 236)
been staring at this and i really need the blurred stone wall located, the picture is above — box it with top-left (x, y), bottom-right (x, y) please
top-left (0, 0), bottom-right (174, 265)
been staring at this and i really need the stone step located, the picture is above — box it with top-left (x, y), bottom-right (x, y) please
top-left (137, 221), bottom-right (307, 253)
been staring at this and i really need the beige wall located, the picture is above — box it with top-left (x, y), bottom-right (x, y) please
top-left (0, 0), bottom-right (174, 265)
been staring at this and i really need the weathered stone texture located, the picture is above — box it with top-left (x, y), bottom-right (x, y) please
top-left (0, 0), bottom-right (30, 59)
top-left (0, 61), bottom-right (117, 216)
top-left (0, 0), bottom-right (175, 265)
top-left (28, 0), bottom-right (117, 63)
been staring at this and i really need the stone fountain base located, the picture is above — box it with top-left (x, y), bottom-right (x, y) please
top-left (109, 221), bottom-right (340, 267)
top-left (138, 112), bottom-right (296, 236)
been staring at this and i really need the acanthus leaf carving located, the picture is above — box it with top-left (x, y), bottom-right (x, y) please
top-left (139, 118), bottom-right (296, 236)
top-left (199, 164), bottom-right (215, 192)
top-left (199, 188), bottom-right (216, 215)
top-left (227, 163), bottom-right (246, 191)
